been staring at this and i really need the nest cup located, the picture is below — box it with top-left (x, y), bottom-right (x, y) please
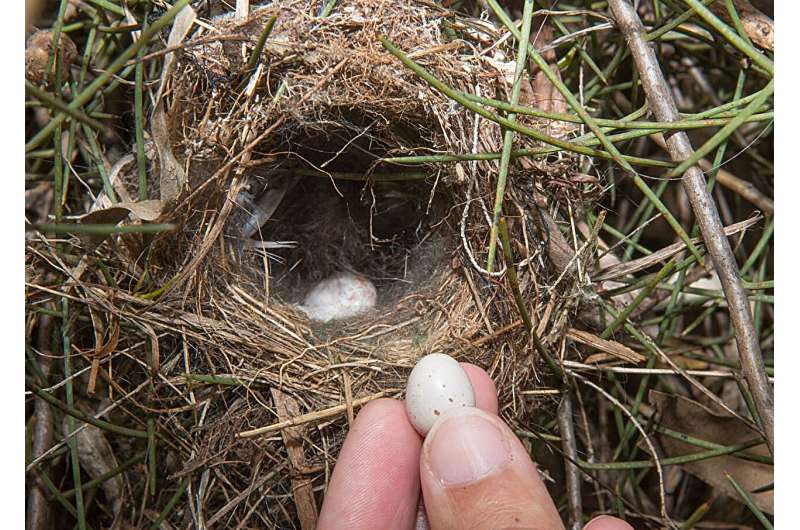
top-left (142, 0), bottom-right (573, 524)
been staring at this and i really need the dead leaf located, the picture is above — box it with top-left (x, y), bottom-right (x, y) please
top-left (650, 390), bottom-right (773, 514)
top-left (155, 4), bottom-right (197, 104)
top-left (152, 107), bottom-right (186, 203)
top-left (152, 3), bottom-right (196, 203)
top-left (567, 328), bottom-right (646, 364)
top-left (150, 6), bottom-right (197, 203)
top-left (63, 417), bottom-right (124, 527)
top-left (78, 200), bottom-right (165, 249)
top-left (529, 19), bottom-right (568, 114)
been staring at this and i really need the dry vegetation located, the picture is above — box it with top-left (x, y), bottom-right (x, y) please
top-left (25, 0), bottom-right (774, 528)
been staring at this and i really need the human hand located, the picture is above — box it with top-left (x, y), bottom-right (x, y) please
top-left (318, 363), bottom-right (633, 530)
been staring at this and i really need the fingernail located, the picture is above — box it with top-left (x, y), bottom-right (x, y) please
top-left (425, 407), bottom-right (510, 486)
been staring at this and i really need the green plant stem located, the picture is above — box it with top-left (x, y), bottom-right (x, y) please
top-left (26, 0), bottom-right (192, 152)
top-left (30, 387), bottom-right (149, 439)
top-left (25, 81), bottom-right (108, 133)
top-left (135, 12), bottom-right (149, 201)
top-left (62, 452), bottom-right (147, 498)
top-left (669, 79), bottom-right (774, 177)
top-left (486, 0), bottom-right (535, 272)
top-left (600, 258), bottom-right (678, 338)
top-left (727, 474), bottom-right (773, 529)
top-left (498, 219), bottom-right (562, 379)
top-left (149, 479), bottom-right (188, 529)
top-left (580, 438), bottom-right (762, 470)
top-left (62, 299), bottom-right (87, 530)
top-left (463, 92), bottom-right (772, 130)
top-left (682, 0), bottom-right (773, 75)
top-left (37, 223), bottom-right (176, 235)
top-left (486, 0), bottom-right (703, 265)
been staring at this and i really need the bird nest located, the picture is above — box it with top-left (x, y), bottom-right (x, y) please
top-left (30, 0), bottom-right (597, 526)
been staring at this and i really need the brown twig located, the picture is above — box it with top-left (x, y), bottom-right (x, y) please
top-left (557, 392), bottom-right (583, 530)
top-left (27, 316), bottom-right (55, 530)
top-left (236, 391), bottom-right (388, 438)
top-left (608, 0), bottom-right (774, 455)
top-left (709, 0), bottom-right (774, 51)
top-left (269, 389), bottom-right (318, 530)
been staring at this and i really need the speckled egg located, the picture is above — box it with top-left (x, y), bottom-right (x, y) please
top-left (300, 271), bottom-right (377, 323)
top-left (405, 353), bottom-right (476, 436)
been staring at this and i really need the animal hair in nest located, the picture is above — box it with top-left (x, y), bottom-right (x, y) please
top-left (71, 0), bottom-right (600, 526)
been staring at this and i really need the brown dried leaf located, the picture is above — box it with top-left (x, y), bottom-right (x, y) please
top-left (152, 106), bottom-right (186, 204)
top-left (528, 19), bottom-right (568, 114)
top-left (151, 4), bottom-right (195, 203)
top-left (63, 418), bottom-right (124, 527)
top-left (78, 200), bottom-right (165, 248)
top-left (650, 390), bottom-right (773, 513)
top-left (155, 4), bottom-right (197, 104)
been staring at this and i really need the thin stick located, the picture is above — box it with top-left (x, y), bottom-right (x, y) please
top-left (237, 391), bottom-right (387, 438)
top-left (651, 133), bottom-right (774, 215)
top-left (557, 393), bottom-right (583, 530)
top-left (561, 360), bottom-right (774, 381)
top-left (236, 0), bottom-right (249, 20)
top-left (608, 0), bottom-right (773, 456)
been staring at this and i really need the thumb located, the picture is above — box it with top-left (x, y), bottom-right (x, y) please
top-left (419, 407), bottom-right (564, 530)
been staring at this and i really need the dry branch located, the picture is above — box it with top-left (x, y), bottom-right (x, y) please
top-left (557, 393), bottom-right (583, 530)
top-left (608, 0), bottom-right (774, 454)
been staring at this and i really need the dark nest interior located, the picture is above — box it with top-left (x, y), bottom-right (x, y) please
top-left (225, 130), bottom-right (455, 308)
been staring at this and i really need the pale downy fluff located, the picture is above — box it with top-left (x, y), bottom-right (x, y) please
top-left (300, 272), bottom-right (377, 322)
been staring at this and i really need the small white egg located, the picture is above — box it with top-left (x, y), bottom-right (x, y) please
top-left (300, 271), bottom-right (377, 323)
top-left (405, 353), bottom-right (476, 436)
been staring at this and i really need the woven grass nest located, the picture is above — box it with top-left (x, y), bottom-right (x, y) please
top-left (51, 0), bottom-right (600, 526)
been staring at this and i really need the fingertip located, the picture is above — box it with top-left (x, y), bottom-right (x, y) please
top-left (318, 398), bottom-right (422, 530)
top-left (585, 515), bottom-right (635, 530)
top-left (419, 407), bottom-right (563, 529)
top-left (460, 362), bottom-right (498, 415)
top-left (357, 397), bottom-right (419, 437)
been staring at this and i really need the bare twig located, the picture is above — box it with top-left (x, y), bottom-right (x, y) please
top-left (608, 0), bottom-right (773, 454)
top-left (270, 389), bottom-right (318, 530)
top-left (27, 317), bottom-right (55, 530)
top-left (557, 392), bottom-right (583, 530)
top-left (237, 391), bottom-right (388, 438)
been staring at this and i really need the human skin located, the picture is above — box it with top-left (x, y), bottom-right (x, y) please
top-left (318, 363), bottom-right (634, 530)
